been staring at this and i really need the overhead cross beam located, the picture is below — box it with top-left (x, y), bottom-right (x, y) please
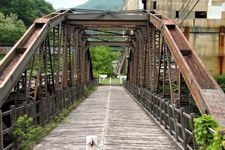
top-left (67, 12), bottom-right (148, 26)
top-left (67, 12), bottom-right (148, 21)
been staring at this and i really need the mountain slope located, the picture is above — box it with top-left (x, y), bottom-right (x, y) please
top-left (75, 0), bottom-right (123, 11)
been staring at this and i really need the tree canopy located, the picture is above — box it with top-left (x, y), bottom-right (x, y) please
top-left (0, 0), bottom-right (54, 27)
top-left (0, 12), bottom-right (26, 44)
top-left (0, 0), bottom-right (54, 43)
top-left (90, 46), bottom-right (121, 77)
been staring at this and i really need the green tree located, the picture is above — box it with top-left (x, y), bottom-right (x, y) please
top-left (0, 0), bottom-right (54, 27)
top-left (0, 12), bottom-right (26, 43)
top-left (90, 46), bottom-right (121, 77)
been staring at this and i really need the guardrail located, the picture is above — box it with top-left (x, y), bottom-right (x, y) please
top-left (123, 81), bottom-right (197, 150)
top-left (0, 81), bottom-right (97, 149)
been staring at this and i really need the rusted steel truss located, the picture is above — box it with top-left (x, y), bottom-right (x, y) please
top-left (0, 9), bottom-right (225, 149)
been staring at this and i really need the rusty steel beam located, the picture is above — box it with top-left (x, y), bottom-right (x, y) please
top-left (35, 10), bottom-right (68, 27)
top-left (67, 12), bottom-right (148, 27)
top-left (0, 11), bottom-right (68, 107)
top-left (154, 15), bottom-right (225, 126)
top-left (67, 13), bottom-right (148, 21)
top-left (62, 24), bottom-right (69, 88)
top-left (0, 24), bottom-right (48, 107)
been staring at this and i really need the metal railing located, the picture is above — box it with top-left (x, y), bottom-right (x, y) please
top-left (0, 81), bottom-right (97, 149)
top-left (123, 81), bottom-right (197, 150)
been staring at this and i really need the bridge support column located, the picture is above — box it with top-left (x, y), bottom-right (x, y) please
top-left (62, 24), bottom-right (69, 88)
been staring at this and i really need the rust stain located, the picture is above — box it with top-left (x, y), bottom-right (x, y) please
top-left (183, 26), bottom-right (189, 40)
top-left (168, 26), bottom-right (216, 89)
top-left (219, 26), bottom-right (225, 74)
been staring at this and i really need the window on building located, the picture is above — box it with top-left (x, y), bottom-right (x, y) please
top-left (195, 11), bottom-right (207, 18)
top-left (142, 0), bottom-right (146, 10)
top-left (153, 1), bottom-right (157, 9)
top-left (176, 11), bottom-right (179, 18)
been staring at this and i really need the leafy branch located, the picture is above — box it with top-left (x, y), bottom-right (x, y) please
top-left (194, 114), bottom-right (225, 150)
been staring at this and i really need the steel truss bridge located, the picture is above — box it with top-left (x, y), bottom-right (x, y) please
top-left (0, 9), bottom-right (225, 149)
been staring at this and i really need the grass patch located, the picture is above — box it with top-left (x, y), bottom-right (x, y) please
top-left (13, 85), bottom-right (96, 149)
top-left (99, 78), bottom-right (122, 85)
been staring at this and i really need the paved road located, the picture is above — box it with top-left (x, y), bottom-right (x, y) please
top-left (34, 86), bottom-right (176, 150)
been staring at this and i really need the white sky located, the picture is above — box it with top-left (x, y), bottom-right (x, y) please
top-left (45, 0), bottom-right (89, 9)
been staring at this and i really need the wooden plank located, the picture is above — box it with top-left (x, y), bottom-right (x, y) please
top-left (34, 86), bottom-right (176, 149)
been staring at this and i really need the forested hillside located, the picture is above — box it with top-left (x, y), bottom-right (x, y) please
top-left (0, 0), bottom-right (54, 27)
top-left (76, 0), bottom-right (123, 11)
top-left (0, 0), bottom-right (54, 43)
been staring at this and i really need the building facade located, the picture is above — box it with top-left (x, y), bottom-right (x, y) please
top-left (146, 0), bottom-right (225, 75)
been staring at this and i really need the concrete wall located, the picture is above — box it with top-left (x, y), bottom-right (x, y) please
top-left (188, 32), bottom-right (225, 76)
top-left (123, 0), bottom-right (140, 10)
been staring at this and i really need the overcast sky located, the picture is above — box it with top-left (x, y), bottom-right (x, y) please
top-left (45, 0), bottom-right (88, 9)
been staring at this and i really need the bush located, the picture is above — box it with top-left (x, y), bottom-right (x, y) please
top-left (11, 85), bottom-right (96, 149)
top-left (215, 74), bottom-right (225, 92)
top-left (194, 114), bottom-right (225, 150)
top-left (194, 115), bottom-right (218, 146)
top-left (12, 115), bottom-right (43, 149)
top-left (208, 128), bottom-right (225, 150)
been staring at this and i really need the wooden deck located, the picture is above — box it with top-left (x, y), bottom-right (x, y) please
top-left (34, 86), bottom-right (176, 150)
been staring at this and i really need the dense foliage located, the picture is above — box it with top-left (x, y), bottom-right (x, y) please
top-left (0, 0), bottom-right (54, 27)
top-left (194, 115), bottom-right (218, 146)
top-left (12, 115), bottom-right (43, 149)
top-left (0, 12), bottom-right (26, 43)
top-left (76, 0), bottom-right (123, 11)
top-left (194, 114), bottom-right (225, 150)
top-left (90, 46), bottom-right (121, 77)
top-left (0, 0), bottom-right (54, 43)
top-left (215, 74), bottom-right (225, 92)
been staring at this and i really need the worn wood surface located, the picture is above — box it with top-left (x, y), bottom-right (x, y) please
top-left (34, 86), bottom-right (176, 150)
